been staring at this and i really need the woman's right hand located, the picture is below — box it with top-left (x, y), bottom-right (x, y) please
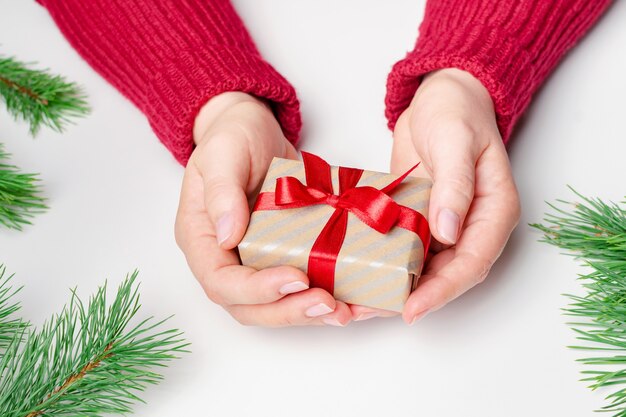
top-left (175, 92), bottom-right (352, 327)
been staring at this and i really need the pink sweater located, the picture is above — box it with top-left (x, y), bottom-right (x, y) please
top-left (39, 0), bottom-right (611, 165)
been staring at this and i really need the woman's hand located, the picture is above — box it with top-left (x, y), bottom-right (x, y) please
top-left (175, 92), bottom-right (352, 327)
top-left (353, 68), bottom-right (520, 324)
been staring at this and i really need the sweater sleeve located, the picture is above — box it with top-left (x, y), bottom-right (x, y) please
top-left (39, 0), bottom-right (302, 165)
top-left (385, 0), bottom-right (612, 143)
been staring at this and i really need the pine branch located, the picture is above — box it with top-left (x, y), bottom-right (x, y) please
top-left (0, 55), bottom-right (89, 135)
top-left (531, 187), bottom-right (626, 415)
top-left (0, 270), bottom-right (189, 416)
top-left (0, 265), bottom-right (27, 354)
top-left (0, 144), bottom-right (47, 230)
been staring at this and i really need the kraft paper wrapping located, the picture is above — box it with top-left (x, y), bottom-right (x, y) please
top-left (238, 157), bottom-right (432, 312)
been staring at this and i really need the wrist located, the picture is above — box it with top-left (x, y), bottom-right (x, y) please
top-left (193, 92), bottom-right (270, 145)
top-left (422, 68), bottom-right (494, 111)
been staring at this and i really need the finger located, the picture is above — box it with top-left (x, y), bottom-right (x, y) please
top-left (175, 162), bottom-right (239, 269)
top-left (284, 140), bottom-right (299, 160)
top-left (176, 165), bottom-right (311, 305)
top-left (350, 304), bottom-right (398, 321)
top-left (413, 123), bottom-right (484, 245)
top-left (402, 147), bottom-right (520, 324)
top-left (193, 134), bottom-right (251, 250)
top-left (203, 265), bottom-right (311, 306)
top-left (227, 289), bottom-right (352, 327)
top-left (390, 115), bottom-right (431, 179)
top-left (319, 301), bottom-right (352, 327)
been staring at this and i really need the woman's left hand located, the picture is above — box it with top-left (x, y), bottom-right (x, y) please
top-left (351, 68), bottom-right (521, 324)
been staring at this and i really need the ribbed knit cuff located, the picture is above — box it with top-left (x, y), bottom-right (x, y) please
top-left (145, 46), bottom-right (301, 165)
top-left (385, 0), bottom-right (612, 144)
top-left (39, 0), bottom-right (302, 166)
top-left (386, 24), bottom-right (531, 143)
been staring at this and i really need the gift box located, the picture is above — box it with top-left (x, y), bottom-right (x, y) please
top-left (238, 152), bottom-right (432, 313)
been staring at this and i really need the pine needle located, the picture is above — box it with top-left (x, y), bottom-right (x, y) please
top-left (0, 144), bottom-right (47, 230)
top-left (531, 187), bottom-right (626, 415)
top-left (0, 55), bottom-right (89, 136)
top-left (0, 270), bottom-right (189, 416)
top-left (0, 266), bottom-right (27, 354)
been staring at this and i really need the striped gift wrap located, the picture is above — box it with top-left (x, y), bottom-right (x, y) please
top-left (238, 157), bottom-right (432, 313)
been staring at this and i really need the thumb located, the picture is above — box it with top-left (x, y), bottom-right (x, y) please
top-left (427, 134), bottom-right (480, 245)
top-left (195, 135), bottom-right (251, 250)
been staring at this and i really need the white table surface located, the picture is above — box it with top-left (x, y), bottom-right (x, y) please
top-left (1, 1), bottom-right (625, 415)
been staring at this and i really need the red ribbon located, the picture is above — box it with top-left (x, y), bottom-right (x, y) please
top-left (253, 152), bottom-right (430, 295)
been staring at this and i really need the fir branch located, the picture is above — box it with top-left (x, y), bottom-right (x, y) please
top-left (0, 144), bottom-right (47, 230)
top-left (0, 55), bottom-right (89, 135)
top-left (0, 265), bottom-right (27, 354)
top-left (531, 187), bottom-right (626, 415)
top-left (0, 270), bottom-right (189, 417)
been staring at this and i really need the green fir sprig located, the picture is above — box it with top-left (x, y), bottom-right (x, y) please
top-left (532, 187), bottom-right (626, 415)
top-left (0, 144), bottom-right (47, 230)
top-left (0, 266), bottom-right (27, 353)
top-left (0, 55), bottom-right (89, 136)
top-left (0, 269), bottom-right (188, 416)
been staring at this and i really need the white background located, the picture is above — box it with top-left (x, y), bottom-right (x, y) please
top-left (1, 1), bottom-right (625, 415)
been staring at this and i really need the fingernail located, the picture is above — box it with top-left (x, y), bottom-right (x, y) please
top-left (279, 281), bottom-right (309, 295)
top-left (438, 208), bottom-right (459, 244)
top-left (322, 318), bottom-right (345, 327)
top-left (305, 303), bottom-right (334, 317)
top-left (355, 312), bottom-right (379, 321)
top-left (216, 213), bottom-right (234, 246)
top-left (409, 309), bottom-right (430, 326)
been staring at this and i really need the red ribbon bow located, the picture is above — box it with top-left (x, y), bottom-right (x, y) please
top-left (253, 152), bottom-right (430, 295)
